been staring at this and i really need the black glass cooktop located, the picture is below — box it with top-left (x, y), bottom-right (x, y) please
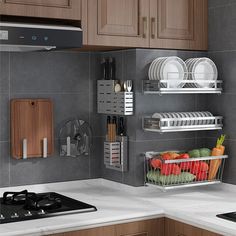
top-left (217, 212), bottom-right (236, 223)
top-left (0, 190), bottom-right (97, 224)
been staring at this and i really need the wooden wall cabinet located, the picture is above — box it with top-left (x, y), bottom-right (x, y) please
top-left (86, 0), bottom-right (208, 50)
top-left (0, 0), bottom-right (82, 20)
top-left (87, 0), bottom-right (150, 48)
top-left (149, 0), bottom-right (208, 50)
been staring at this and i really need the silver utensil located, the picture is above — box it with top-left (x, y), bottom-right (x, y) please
top-left (126, 80), bottom-right (132, 92)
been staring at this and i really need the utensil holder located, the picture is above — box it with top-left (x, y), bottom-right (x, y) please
top-left (104, 136), bottom-right (128, 172)
top-left (97, 80), bottom-right (133, 115)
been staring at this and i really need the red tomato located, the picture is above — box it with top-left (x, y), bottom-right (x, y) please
top-left (171, 164), bottom-right (181, 175)
top-left (199, 162), bottom-right (209, 172)
top-left (179, 161), bottom-right (192, 170)
top-left (161, 164), bottom-right (173, 176)
top-left (196, 171), bottom-right (208, 181)
top-left (150, 159), bottom-right (162, 169)
top-left (176, 153), bottom-right (190, 159)
top-left (190, 161), bottom-right (200, 174)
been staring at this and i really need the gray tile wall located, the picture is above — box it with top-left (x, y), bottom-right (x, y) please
top-left (0, 51), bottom-right (102, 187)
top-left (207, 0), bottom-right (236, 184)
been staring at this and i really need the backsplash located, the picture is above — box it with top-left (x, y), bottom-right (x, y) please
top-left (1, 1), bottom-right (235, 187)
top-left (206, 0), bottom-right (236, 184)
top-left (0, 51), bottom-right (101, 187)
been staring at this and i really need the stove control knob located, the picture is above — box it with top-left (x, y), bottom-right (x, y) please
top-left (24, 211), bottom-right (32, 217)
top-left (38, 209), bottom-right (45, 215)
top-left (0, 214), bottom-right (5, 220)
top-left (11, 213), bottom-right (19, 218)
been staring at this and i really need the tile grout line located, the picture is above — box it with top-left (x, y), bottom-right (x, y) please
top-left (8, 52), bottom-right (11, 187)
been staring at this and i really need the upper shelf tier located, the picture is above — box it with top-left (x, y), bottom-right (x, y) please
top-left (143, 79), bottom-right (223, 94)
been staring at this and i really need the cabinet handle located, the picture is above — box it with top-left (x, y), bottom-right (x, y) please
top-left (151, 17), bottom-right (156, 39)
top-left (142, 17), bottom-right (147, 38)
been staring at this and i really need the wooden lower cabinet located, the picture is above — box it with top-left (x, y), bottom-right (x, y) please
top-left (50, 218), bottom-right (221, 236)
top-left (165, 218), bottom-right (221, 236)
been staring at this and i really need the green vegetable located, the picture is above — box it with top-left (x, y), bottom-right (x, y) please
top-left (199, 148), bottom-right (211, 157)
top-left (188, 149), bottom-right (200, 158)
top-left (146, 171), bottom-right (196, 185)
top-left (159, 172), bottom-right (195, 185)
top-left (216, 134), bottom-right (226, 147)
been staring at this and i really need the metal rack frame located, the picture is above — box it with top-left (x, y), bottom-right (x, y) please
top-left (143, 79), bottom-right (223, 94)
top-left (142, 115), bottom-right (223, 133)
top-left (144, 151), bottom-right (228, 191)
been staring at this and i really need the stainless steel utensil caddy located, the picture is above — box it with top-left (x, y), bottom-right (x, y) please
top-left (142, 115), bottom-right (223, 133)
top-left (104, 136), bottom-right (128, 172)
top-left (144, 151), bottom-right (228, 191)
top-left (97, 80), bottom-right (133, 115)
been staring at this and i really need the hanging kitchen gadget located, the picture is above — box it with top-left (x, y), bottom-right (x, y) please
top-left (11, 99), bottom-right (54, 159)
top-left (59, 118), bottom-right (92, 157)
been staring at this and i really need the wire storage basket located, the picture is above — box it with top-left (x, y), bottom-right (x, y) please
top-left (144, 151), bottom-right (228, 191)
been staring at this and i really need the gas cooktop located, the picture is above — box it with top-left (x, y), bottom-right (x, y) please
top-left (217, 212), bottom-right (236, 223)
top-left (0, 190), bottom-right (97, 224)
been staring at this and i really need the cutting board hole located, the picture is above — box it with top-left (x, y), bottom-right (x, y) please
top-left (31, 102), bottom-right (35, 106)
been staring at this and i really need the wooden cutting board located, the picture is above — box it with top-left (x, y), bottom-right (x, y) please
top-left (11, 99), bottom-right (54, 159)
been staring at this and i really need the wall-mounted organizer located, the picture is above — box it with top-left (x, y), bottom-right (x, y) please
top-left (97, 80), bottom-right (133, 115)
top-left (58, 118), bottom-right (92, 157)
top-left (104, 136), bottom-right (128, 172)
top-left (11, 99), bottom-right (54, 159)
top-left (143, 78), bottom-right (223, 94)
top-left (143, 112), bottom-right (223, 133)
top-left (144, 151), bottom-right (228, 191)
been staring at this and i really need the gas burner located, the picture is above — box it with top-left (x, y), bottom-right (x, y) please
top-left (2, 190), bottom-right (35, 205)
top-left (0, 191), bottom-right (97, 224)
top-left (24, 193), bottom-right (62, 210)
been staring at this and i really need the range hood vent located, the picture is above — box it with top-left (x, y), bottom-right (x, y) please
top-left (0, 22), bottom-right (82, 52)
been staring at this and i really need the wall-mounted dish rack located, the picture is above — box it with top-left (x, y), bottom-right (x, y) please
top-left (144, 151), bottom-right (228, 191)
top-left (143, 79), bottom-right (223, 94)
top-left (142, 115), bottom-right (223, 133)
top-left (104, 136), bottom-right (128, 172)
top-left (97, 80), bottom-right (133, 115)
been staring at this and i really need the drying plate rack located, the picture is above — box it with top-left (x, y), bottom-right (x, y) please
top-left (143, 79), bottom-right (223, 94)
top-left (142, 115), bottom-right (223, 133)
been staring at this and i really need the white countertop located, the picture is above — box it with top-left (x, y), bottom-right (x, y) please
top-left (0, 179), bottom-right (236, 236)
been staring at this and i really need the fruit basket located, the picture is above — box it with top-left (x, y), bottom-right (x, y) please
top-left (144, 150), bottom-right (228, 191)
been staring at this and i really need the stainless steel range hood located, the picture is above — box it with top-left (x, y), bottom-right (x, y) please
top-left (0, 22), bottom-right (82, 52)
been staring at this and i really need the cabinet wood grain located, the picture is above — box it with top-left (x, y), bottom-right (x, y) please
top-left (11, 99), bottom-right (54, 159)
top-left (0, 0), bottom-right (82, 20)
top-left (87, 0), bottom-right (150, 48)
top-left (165, 218), bottom-right (222, 236)
top-left (150, 0), bottom-right (207, 50)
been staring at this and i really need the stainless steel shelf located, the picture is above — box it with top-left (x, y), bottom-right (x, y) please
top-left (142, 115), bottom-right (223, 133)
top-left (143, 80), bottom-right (223, 94)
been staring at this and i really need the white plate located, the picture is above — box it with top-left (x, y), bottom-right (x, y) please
top-left (192, 58), bottom-right (218, 88)
top-left (149, 58), bottom-right (159, 80)
top-left (183, 112), bottom-right (191, 126)
top-left (159, 57), bottom-right (187, 88)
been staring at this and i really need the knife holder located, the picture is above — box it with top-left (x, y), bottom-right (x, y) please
top-left (97, 80), bottom-right (133, 115)
top-left (104, 136), bottom-right (128, 172)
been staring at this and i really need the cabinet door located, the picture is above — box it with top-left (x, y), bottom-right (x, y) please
top-left (150, 0), bottom-right (207, 50)
top-left (49, 225), bottom-right (116, 236)
top-left (0, 0), bottom-right (82, 20)
top-left (116, 218), bottom-right (164, 236)
top-left (87, 0), bottom-right (150, 48)
top-left (165, 218), bottom-right (221, 236)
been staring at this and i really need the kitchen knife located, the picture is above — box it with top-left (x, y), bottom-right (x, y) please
top-left (118, 117), bottom-right (125, 136)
